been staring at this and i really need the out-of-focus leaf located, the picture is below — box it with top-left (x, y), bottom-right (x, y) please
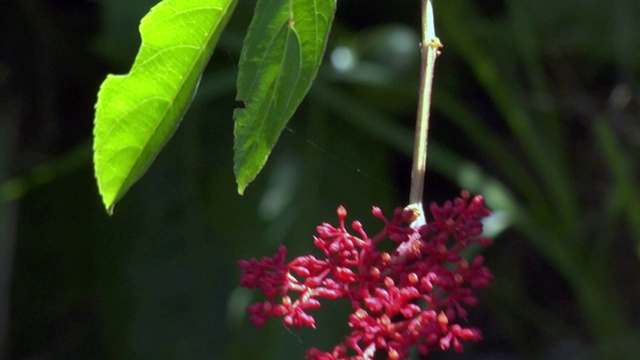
top-left (1, 143), bottom-right (90, 204)
top-left (593, 118), bottom-right (640, 257)
top-left (93, 0), bottom-right (237, 214)
top-left (233, 0), bottom-right (336, 195)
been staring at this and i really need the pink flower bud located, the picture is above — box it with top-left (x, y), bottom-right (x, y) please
top-left (239, 191), bottom-right (494, 360)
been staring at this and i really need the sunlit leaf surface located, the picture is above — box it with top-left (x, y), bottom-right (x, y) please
top-left (93, 0), bottom-right (237, 214)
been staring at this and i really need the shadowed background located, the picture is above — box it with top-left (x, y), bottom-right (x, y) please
top-left (1, 0), bottom-right (639, 359)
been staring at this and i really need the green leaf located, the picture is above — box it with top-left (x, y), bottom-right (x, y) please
top-left (93, 0), bottom-right (238, 214)
top-left (233, 0), bottom-right (336, 194)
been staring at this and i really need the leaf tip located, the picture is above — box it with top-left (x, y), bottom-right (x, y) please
top-left (102, 196), bottom-right (116, 216)
top-left (236, 181), bottom-right (247, 196)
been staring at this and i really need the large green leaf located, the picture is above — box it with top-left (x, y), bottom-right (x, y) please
top-left (233, 0), bottom-right (336, 194)
top-left (93, 0), bottom-right (238, 214)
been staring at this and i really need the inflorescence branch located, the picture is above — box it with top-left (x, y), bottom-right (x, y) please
top-left (239, 191), bottom-right (494, 360)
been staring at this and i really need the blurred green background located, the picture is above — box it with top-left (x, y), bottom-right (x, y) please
top-left (1, 0), bottom-right (639, 359)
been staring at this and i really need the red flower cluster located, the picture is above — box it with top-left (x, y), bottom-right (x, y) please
top-left (238, 191), bottom-right (493, 360)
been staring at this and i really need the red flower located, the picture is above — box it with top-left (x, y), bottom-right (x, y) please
top-left (238, 191), bottom-right (494, 359)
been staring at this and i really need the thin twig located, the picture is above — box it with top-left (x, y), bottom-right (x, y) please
top-left (407, 0), bottom-right (442, 227)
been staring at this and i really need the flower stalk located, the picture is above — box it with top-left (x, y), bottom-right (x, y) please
top-left (408, 0), bottom-right (442, 226)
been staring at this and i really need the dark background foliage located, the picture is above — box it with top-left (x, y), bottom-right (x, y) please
top-left (1, 0), bottom-right (639, 359)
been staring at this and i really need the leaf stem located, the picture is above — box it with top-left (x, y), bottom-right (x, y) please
top-left (408, 0), bottom-right (442, 224)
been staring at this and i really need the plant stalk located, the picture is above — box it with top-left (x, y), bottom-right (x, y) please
top-left (407, 0), bottom-right (441, 225)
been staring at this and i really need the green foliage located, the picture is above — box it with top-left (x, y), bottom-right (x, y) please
top-left (233, 0), bottom-right (336, 194)
top-left (93, 0), bottom-right (336, 212)
top-left (5, 0), bottom-right (640, 359)
top-left (93, 0), bottom-right (237, 214)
